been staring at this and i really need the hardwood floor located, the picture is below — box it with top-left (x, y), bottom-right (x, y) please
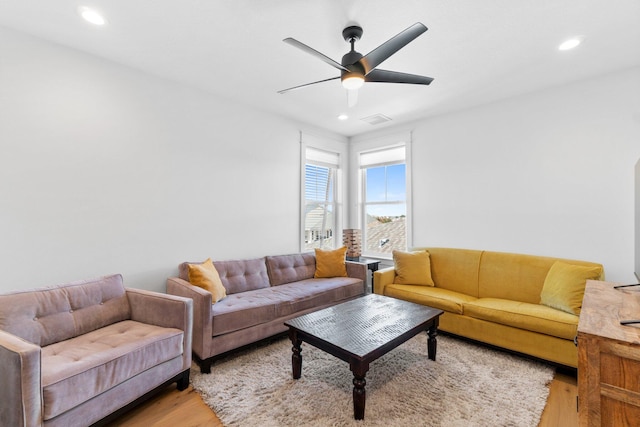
top-left (108, 370), bottom-right (578, 426)
top-left (107, 386), bottom-right (222, 427)
top-left (539, 372), bottom-right (579, 427)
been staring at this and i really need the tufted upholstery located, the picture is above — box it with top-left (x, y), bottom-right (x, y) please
top-left (41, 320), bottom-right (183, 420)
top-left (179, 258), bottom-right (270, 294)
top-left (0, 275), bottom-right (193, 427)
top-left (0, 274), bottom-right (130, 347)
top-left (265, 253), bottom-right (316, 286)
top-left (168, 252), bottom-right (367, 373)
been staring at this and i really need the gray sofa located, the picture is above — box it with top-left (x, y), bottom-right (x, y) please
top-left (0, 274), bottom-right (193, 427)
top-left (167, 252), bottom-right (366, 373)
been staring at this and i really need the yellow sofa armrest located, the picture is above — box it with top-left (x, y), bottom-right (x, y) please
top-left (374, 267), bottom-right (397, 295)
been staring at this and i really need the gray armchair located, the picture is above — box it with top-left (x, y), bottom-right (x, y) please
top-left (0, 274), bottom-right (193, 427)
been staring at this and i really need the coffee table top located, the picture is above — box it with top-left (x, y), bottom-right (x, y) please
top-left (284, 294), bottom-right (443, 359)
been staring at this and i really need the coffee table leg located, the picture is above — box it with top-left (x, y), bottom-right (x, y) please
top-left (289, 329), bottom-right (302, 379)
top-left (427, 318), bottom-right (439, 361)
top-left (350, 362), bottom-right (369, 420)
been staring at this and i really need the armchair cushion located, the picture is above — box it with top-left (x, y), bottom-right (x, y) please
top-left (41, 320), bottom-right (184, 420)
top-left (0, 274), bottom-right (130, 347)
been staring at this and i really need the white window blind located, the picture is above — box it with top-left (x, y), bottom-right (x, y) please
top-left (307, 147), bottom-right (339, 168)
top-left (359, 146), bottom-right (405, 168)
top-left (303, 146), bottom-right (339, 250)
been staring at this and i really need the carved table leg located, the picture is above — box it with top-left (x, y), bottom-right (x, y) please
top-left (427, 318), bottom-right (439, 361)
top-left (289, 329), bottom-right (302, 379)
top-left (350, 362), bottom-right (370, 420)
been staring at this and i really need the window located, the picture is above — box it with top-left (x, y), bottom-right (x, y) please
top-left (303, 147), bottom-right (340, 250)
top-left (360, 145), bottom-right (407, 257)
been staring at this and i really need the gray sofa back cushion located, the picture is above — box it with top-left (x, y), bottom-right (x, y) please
top-left (266, 253), bottom-right (316, 286)
top-left (179, 258), bottom-right (270, 295)
top-left (0, 274), bottom-right (130, 347)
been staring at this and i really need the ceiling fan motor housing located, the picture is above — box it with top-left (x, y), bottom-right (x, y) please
top-left (342, 26), bottom-right (365, 82)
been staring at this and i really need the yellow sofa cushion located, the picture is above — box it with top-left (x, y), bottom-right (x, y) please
top-left (384, 284), bottom-right (477, 314)
top-left (540, 261), bottom-right (603, 315)
top-left (314, 246), bottom-right (348, 278)
top-left (416, 247), bottom-right (482, 297)
top-left (392, 250), bottom-right (434, 286)
top-left (477, 251), bottom-right (604, 304)
top-left (188, 258), bottom-right (227, 303)
top-left (463, 298), bottom-right (578, 340)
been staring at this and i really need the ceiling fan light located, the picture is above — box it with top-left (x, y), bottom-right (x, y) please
top-left (341, 73), bottom-right (365, 90)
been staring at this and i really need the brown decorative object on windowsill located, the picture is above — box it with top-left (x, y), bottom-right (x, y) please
top-left (343, 229), bottom-right (362, 258)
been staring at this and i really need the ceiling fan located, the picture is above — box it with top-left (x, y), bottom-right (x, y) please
top-left (278, 22), bottom-right (434, 106)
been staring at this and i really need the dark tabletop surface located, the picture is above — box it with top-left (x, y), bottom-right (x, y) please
top-left (285, 294), bottom-right (443, 357)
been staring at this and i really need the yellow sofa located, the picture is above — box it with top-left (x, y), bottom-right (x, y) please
top-left (373, 248), bottom-right (604, 368)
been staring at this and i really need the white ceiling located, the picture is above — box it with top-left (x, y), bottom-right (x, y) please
top-left (1, 0), bottom-right (639, 136)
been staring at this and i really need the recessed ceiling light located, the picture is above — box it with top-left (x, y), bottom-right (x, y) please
top-left (337, 114), bottom-right (349, 121)
top-left (558, 37), bottom-right (584, 51)
top-left (79, 7), bottom-right (107, 26)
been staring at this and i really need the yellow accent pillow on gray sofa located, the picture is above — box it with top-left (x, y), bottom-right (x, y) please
top-left (188, 258), bottom-right (227, 303)
top-left (314, 246), bottom-right (348, 278)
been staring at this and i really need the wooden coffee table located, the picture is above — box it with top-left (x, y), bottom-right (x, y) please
top-left (284, 294), bottom-right (443, 420)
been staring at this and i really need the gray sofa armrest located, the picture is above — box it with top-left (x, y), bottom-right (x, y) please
top-left (0, 330), bottom-right (42, 427)
top-left (126, 288), bottom-right (193, 370)
top-left (166, 277), bottom-right (213, 361)
top-left (346, 261), bottom-right (367, 284)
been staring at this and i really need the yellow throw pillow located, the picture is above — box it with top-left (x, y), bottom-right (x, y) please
top-left (540, 261), bottom-right (602, 315)
top-left (314, 247), bottom-right (348, 278)
top-left (393, 250), bottom-right (435, 286)
top-left (188, 258), bottom-right (227, 303)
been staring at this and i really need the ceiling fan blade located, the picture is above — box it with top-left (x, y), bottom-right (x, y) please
top-left (359, 23), bottom-right (427, 74)
top-left (283, 38), bottom-right (349, 72)
top-left (278, 76), bottom-right (341, 94)
top-left (365, 69), bottom-right (434, 85)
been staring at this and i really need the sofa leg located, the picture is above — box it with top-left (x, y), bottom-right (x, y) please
top-left (176, 369), bottom-right (190, 391)
top-left (200, 358), bottom-right (213, 374)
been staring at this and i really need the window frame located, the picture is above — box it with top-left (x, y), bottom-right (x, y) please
top-left (300, 133), bottom-right (346, 252)
top-left (349, 132), bottom-right (413, 259)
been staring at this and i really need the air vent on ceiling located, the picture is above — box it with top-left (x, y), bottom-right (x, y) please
top-left (360, 114), bottom-right (392, 125)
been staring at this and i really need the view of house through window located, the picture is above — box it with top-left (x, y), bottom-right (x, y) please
top-left (360, 146), bottom-right (407, 256)
top-left (303, 147), bottom-right (339, 250)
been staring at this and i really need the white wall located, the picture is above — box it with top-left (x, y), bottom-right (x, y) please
top-left (0, 27), bottom-right (345, 293)
top-left (406, 67), bottom-right (640, 282)
top-left (1, 26), bottom-right (638, 293)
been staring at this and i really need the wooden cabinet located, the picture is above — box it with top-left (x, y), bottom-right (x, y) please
top-left (577, 280), bottom-right (640, 426)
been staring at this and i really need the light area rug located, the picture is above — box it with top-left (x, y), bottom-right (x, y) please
top-left (190, 334), bottom-right (555, 427)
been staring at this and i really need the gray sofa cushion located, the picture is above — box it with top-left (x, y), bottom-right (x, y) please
top-left (265, 253), bottom-right (315, 286)
top-left (41, 320), bottom-right (183, 420)
top-left (210, 277), bottom-right (363, 336)
top-left (214, 258), bottom-right (270, 294)
top-left (270, 277), bottom-right (363, 316)
top-left (179, 258), bottom-right (270, 294)
top-left (210, 288), bottom-right (280, 336)
top-left (0, 275), bottom-right (130, 347)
